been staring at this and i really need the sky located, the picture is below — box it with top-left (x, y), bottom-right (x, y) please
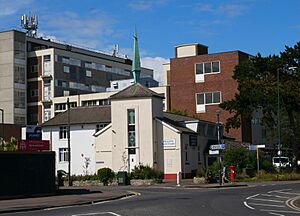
top-left (0, 0), bottom-right (300, 84)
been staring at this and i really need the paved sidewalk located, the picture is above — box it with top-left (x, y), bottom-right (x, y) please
top-left (0, 187), bottom-right (134, 214)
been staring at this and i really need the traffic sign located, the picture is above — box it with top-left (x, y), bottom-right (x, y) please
top-left (249, 144), bottom-right (265, 151)
top-left (209, 150), bottom-right (219, 155)
top-left (210, 144), bottom-right (225, 150)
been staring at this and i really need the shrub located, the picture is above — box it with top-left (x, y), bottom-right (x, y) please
top-left (130, 165), bottom-right (163, 180)
top-left (261, 160), bottom-right (276, 173)
top-left (97, 168), bottom-right (115, 185)
top-left (224, 147), bottom-right (249, 173)
top-left (208, 160), bottom-right (221, 178)
top-left (196, 168), bottom-right (205, 178)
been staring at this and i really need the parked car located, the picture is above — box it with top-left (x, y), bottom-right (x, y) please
top-left (272, 157), bottom-right (291, 168)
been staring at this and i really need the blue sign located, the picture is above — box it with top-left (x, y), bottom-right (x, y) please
top-left (210, 144), bottom-right (225, 150)
top-left (26, 125), bottom-right (42, 140)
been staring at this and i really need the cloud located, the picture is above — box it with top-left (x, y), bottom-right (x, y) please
top-left (128, 0), bottom-right (168, 11)
top-left (41, 10), bottom-right (115, 49)
top-left (0, 0), bottom-right (32, 17)
top-left (141, 57), bottom-right (169, 85)
top-left (196, 3), bottom-right (250, 17)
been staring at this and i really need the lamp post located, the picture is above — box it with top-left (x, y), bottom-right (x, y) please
top-left (67, 98), bottom-right (71, 186)
top-left (277, 68), bottom-right (281, 172)
top-left (216, 110), bottom-right (223, 185)
top-left (0, 108), bottom-right (4, 147)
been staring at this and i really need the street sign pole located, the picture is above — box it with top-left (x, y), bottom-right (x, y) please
top-left (256, 145), bottom-right (259, 175)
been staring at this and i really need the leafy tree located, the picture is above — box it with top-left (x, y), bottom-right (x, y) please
top-left (97, 168), bottom-right (115, 185)
top-left (220, 42), bottom-right (300, 167)
top-left (223, 147), bottom-right (249, 173)
top-left (0, 137), bottom-right (17, 151)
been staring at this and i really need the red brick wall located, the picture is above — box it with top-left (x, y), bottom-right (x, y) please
top-left (169, 51), bottom-right (249, 141)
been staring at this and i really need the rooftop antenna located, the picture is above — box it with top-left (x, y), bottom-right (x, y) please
top-left (112, 44), bottom-right (119, 57)
top-left (21, 14), bottom-right (38, 37)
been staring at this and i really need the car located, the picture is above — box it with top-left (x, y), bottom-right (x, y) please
top-left (272, 157), bottom-right (291, 168)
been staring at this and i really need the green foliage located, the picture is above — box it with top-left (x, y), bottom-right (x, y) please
top-left (130, 165), bottom-right (163, 180)
top-left (168, 108), bottom-right (188, 116)
top-left (97, 168), bottom-right (115, 185)
top-left (0, 137), bottom-right (17, 151)
top-left (219, 42), bottom-right (300, 163)
top-left (223, 147), bottom-right (249, 173)
top-left (208, 160), bottom-right (221, 177)
top-left (71, 174), bottom-right (99, 181)
top-left (261, 160), bottom-right (276, 173)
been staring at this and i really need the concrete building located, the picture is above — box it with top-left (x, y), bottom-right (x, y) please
top-left (165, 43), bottom-right (252, 142)
top-left (0, 30), bottom-right (153, 126)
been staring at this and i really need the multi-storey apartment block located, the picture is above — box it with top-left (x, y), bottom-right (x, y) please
top-left (0, 30), bottom-right (153, 125)
top-left (165, 43), bottom-right (252, 142)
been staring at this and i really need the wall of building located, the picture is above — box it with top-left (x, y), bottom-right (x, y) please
top-left (42, 124), bottom-right (97, 175)
top-left (169, 51), bottom-right (250, 141)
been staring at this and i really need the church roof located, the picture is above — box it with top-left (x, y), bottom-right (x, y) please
top-left (110, 83), bottom-right (164, 100)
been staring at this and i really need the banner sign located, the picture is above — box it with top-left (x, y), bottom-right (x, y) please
top-left (162, 139), bottom-right (176, 147)
top-left (210, 144), bottom-right (225, 150)
top-left (18, 140), bottom-right (50, 151)
top-left (26, 125), bottom-right (42, 140)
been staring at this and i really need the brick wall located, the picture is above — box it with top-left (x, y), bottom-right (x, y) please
top-left (169, 51), bottom-right (250, 141)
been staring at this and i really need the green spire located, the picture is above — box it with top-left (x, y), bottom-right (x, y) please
top-left (132, 30), bottom-right (141, 83)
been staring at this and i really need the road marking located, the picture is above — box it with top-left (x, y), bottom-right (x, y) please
top-left (243, 201), bottom-right (255, 210)
top-left (246, 194), bottom-right (259, 200)
top-left (250, 198), bottom-right (284, 203)
top-left (260, 209), bottom-right (300, 214)
top-left (262, 194), bottom-right (291, 199)
top-left (268, 189), bottom-right (291, 194)
top-left (248, 202), bottom-right (285, 208)
top-left (72, 212), bottom-right (122, 216)
top-left (269, 212), bottom-right (285, 216)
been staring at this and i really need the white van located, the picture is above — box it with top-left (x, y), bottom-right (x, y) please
top-left (272, 157), bottom-right (291, 168)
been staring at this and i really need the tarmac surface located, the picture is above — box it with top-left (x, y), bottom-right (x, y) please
top-left (0, 180), bottom-right (299, 214)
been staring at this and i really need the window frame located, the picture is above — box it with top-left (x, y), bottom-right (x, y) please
top-left (59, 126), bottom-right (68, 139)
top-left (194, 60), bottom-right (221, 75)
top-left (196, 91), bottom-right (222, 106)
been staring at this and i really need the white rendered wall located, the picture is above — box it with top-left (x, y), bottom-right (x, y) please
top-left (42, 124), bottom-right (97, 175)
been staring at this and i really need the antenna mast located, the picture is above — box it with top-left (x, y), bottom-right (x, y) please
top-left (21, 14), bottom-right (38, 37)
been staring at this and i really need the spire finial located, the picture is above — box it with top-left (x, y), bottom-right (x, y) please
top-left (132, 29), bottom-right (141, 83)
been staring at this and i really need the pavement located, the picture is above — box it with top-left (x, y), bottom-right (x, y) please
top-left (0, 180), bottom-right (299, 214)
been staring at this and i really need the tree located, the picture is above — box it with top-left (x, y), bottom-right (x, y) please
top-left (220, 42), bottom-right (300, 167)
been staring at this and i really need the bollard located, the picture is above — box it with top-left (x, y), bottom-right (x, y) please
top-left (177, 171), bottom-right (181, 186)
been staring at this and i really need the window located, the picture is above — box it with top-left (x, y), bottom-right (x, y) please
top-left (86, 70), bottom-right (92, 77)
top-left (44, 109), bottom-right (51, 122)
top-left (14, 90), bottom-right (26, 108)
top-left (44, 55), bottom-right (51, 62)
top-left (62, 57), bottom-right (70, 64)
top-left (30, 89), bottom-right (38, 97)
top-left (59, 148), bottom-right (69, 162)
top-left (30, 114), bottom-right (38, 123)
top-left (128, 109), bottom-right (136, 147)
top-left (96, 124), bottom-right (108, 132)
top-left (196, 91), bottom-right (221, 105)
top-left (31, 65), bottom-right (38, 73)
top-left (64, 66), bottom-right (70, 73)
top-left (59, 126), bottom-right (68, 139)
top-left (14, 66), bottom-right (25, 84)
top-left (195, 61), bottom-right (220, 75)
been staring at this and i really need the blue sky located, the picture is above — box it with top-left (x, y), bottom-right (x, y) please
top-left (1, 0), bottom-right (300, 83)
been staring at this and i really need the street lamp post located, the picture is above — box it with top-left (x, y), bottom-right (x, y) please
top-left (67, 98), bottom-right (71, 186)
top-left (216, 110), bottom-right (223, 185)
top-left (0, 108), bottom-right (4, 147)
top-left (277, 68), bottom-right (281, 172)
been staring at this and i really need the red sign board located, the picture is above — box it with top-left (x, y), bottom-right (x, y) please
top-left (18, 140), bottom-right (50, 151)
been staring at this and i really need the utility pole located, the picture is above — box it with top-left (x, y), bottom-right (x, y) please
top-left (67, 98), bottom-right (71, 186)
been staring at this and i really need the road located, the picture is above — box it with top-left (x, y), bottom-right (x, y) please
top-left (2, 182), bottom-right (300, 216)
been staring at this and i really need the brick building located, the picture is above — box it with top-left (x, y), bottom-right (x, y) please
top-left (165, 43), bottom-right (252, 142)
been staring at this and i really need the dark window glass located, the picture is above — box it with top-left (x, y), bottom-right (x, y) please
top-left (213, 92), bottom-right (221, 103)
top-left (212, 61), bottom-right (220, 72)
top-left (196, 63), bottom-right (203, 74)
top-left (206, 92), bottom-right (213, 104)
top-left (197, 93), bottom-right (204, 105)
top-left (204, 62), bottom-right (212, 73)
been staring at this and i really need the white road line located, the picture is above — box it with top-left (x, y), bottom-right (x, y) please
top-left (268, 189), bottom-right (292, 194)
top-left (260, 209), bottom-right (300, 214)
top-left (250, 198), bottom-right (285, 203)
top-left (269, 212), bottom-right (285, 216)
top-left (243, 201), bottom-right (255, 210)
top-left (248, 202), bottom-right (285, 208)
top-left (276, 191), bottom-right (300, 196)
top-left (261, 194), bottom-right (291, 199)
top-left (72, 212), bottom-right (122, 216)
top-left (246, 194), bottom-right (260, 200)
